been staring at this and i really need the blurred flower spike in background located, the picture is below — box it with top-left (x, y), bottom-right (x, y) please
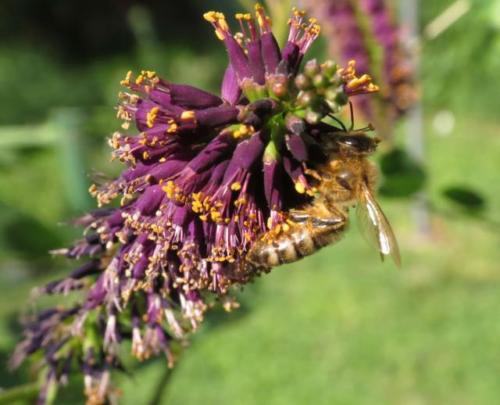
top-left (306, 0), bottom-right (418, 139)
top-left (11, 4), bottom-right (380, 404)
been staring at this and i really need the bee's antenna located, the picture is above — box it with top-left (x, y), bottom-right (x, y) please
top-left (327, 114), bottom-right (347, 132)
top-left (349, 101), bottom-right (355, 131)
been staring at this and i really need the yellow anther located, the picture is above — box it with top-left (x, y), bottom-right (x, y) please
top-left (233, 124), bottom-right (254, 139)
top-left (267, 217), bottom-right (273, 229)
top-left (167, 122), bottom-right (178, 134)
top-left (203, 11), bottom-right (218, 23)
top-left (235, 13), bottom-right (251, 21)
top-left (306, 187), bottom-right (317, 196)
top-left (256, 14), bottom-right (265, 28)
top-left (203, 197), bottom-right (211, 210)
top-left (254, 3), bottom-right (271, 30)
top-left (210, 210), bottom-right (222, 223)
top-left (230, 182), bottom-right (242, 191)
top-left (294, 182), bottom-right (306, 194)
top-left (163, 181), bottom-right (176, 199)
top-left (309, 24), bottom-right (321, 35)
top-left (204, 11), bottom-right (229, 41)
top-left (135, 74), bottom-right (145, 85)
top-left (234, 197), bottom-right (246, 207)
top-left (292, 7), bottom-right (306, 17)
top-left (180, 110), bottom-right (196, 121)
top-left (120, 70), bottom-right (133, 86)
top-left (191, 192), bottom-right (205, 213)
top-left (146, 106), bottom-right (159, 128)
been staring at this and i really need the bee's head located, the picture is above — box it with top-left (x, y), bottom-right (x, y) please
top-left (319, 127), bottom-right (379, 158)
top-left (335, 133), bottom-right (379, 156)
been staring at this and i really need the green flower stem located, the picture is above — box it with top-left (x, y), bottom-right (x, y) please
top-left (263, 114), bottom-right (285, 162)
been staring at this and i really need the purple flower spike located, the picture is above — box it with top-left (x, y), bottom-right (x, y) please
top-left (305, 0), bottom-right (416, 131)
top-left (13, 4), bottom-right (383, 404)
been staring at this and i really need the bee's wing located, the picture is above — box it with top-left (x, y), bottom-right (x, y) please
top-left (356, 182), bottom-right (401, 267)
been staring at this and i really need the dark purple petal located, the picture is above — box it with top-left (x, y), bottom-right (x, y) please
top-left (194, 105), bottom-right (239, 127)
top-left (132, 255), bottom-right (149, 279)
top-left (261, 32), bottom-right (281, 74)
top-left (70, 260), bottom-right (101, 279)
top-left (122, 163), bottom-right (153, 182)
top-left (187, 133), bottom-right (235, 173)
top-left (149, 88), bottom-right (172, 108)
top-left (223, 36), bottom-right (251, 81)
top-left (286, 134), bottom-right (308, 162)
top-left (221, 64), bottom-right (241, 105)
top-left (282, 155), bottom-right (307, 189)
top-left (149, 159), bottom-right (189, 182)
top-left (209, 160), bottom-right (230, 185)
top-left (85, 276), bottom-right (107, 309)
top-left (281, 42), bottom-right (300, 73)
top-left (247, 40), bottom-right (265, 85)
top-left (168, 84), bottom-right (222, 109)
top-left (263, 160), bottom-right (283, 209)
top-left (134, 185), bottom-right (165, 215)
top-left (171, 206), bottom-right (193, 227)
top-left (223, 132), bottom-right (266, 182)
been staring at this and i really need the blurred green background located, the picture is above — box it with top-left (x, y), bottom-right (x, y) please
top-left (1, 0), bottom-right (500, 403)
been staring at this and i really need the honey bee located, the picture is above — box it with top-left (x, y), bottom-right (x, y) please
top-left (246, 130), bottom-right (401, 270)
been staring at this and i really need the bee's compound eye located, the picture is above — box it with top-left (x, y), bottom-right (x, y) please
top-left (336, 169), bottom-right (355, 190)
top-left (338, 135), bottom-right (376, 154)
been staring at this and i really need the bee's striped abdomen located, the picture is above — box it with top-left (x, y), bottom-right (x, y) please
top-left (246, 222), bottom-right (347, 270)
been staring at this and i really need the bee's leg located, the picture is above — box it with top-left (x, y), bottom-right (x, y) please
top-left (311, 217), bottom-right (344, 227)
top-left (304, 168), bottom-right (322, 181)
top-left (312, 209), bottom-right (348, 228)
top-left (289, 210), bottom-right (310, 223)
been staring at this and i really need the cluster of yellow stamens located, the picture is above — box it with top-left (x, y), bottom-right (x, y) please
top-left (254, 3), bottom-right (272, 32)
top-left (205, 3), bottom-right (273, 42)
top-left (339, 60), bottom-right (379, 94)
top-left (120, 70), bottom-right (159, 88)
top-left (146, 107), bottom-right (159, 128)
top-left (190, 192), bottom-right (225, 223)
top-left (146, 107), bottom-right (180, 134)
top-left (288, 7), bottom-right (321, 42)
top-left (222, 123), bottom-right (254, 140)
top-left (116, 105), bottom-right (133, 130)
top-left (203, 11), bottom-right (230, 41)
top-left (162, 181), bottom-right (186, 204)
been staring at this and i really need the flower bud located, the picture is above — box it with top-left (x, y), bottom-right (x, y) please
top-left (321, 60), bottom-right (338, 78)
top-left (296, 91), bottom-right (315, 107)
top-left (304, 59), bottom-right (321, 77)
top-left (294, 73), bottom-right (312, 90)
top-left (267, 74), bottom-right (289, 99)
top-left (305, 109), bottom-right (324, 124)
top-left (312, 73), bottom-right (328, 88)
top-left (285, 114), bottom-right (306, 135)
